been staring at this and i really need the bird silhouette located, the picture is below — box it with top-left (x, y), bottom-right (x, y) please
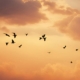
top-left (42, 34), bottom-right (46, 38)
top-left (70, 61), bottom-right (73, 63)
top-left (43, 37), bottom-right (46, 41)
top-left (39, 37), bottom-right (42, 40)
top-left (26, 33), bottom-right (28, 36)
top-left (19, 44), bottom-right (22, 48)
top-left (11, 39), bottom-right (15, 44)
top-left (13, 32), bottom-right (17, 38)
top-left (6, 42), bottom-right (9, 45)
top-left (76, 49), bottom-right (78, 51)
top-left (4, 33), bottom-right (10, 37)
top-left (63, 45), bottom-right (66, 49)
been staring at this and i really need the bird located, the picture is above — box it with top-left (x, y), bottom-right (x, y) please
top-left (39, 37), bottom-right (42, 40)
top-left (4, 33), bottom-right (10, 37)
top-left (26, 33), bottom-right (28, 36)
top-left (13, 32), bottom-right (17, 38)
top-left (19, 44), bottom-right (22, 48)
top-left (11, 39), bottom-right (15, 44)
top-left (43, 37), bottom-right (46, 41)
top-left (42, 34), bottom-right (46, 38)
top-left (48, 52), bottom-right (51, 54)
top-left (63, 45), bottom-right (66, 49)
top-left (70, 61), bottom-right (73, 63)
top-left (6, 42), bottom-right (9, 45)
top-left (76, 49), bottom-right (78, 51)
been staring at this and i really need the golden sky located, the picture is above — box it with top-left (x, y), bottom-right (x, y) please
top-left (0, 0), bottom-right (80, 80)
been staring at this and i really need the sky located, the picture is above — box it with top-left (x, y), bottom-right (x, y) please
top-left (0, 0), bottom-right (80, 80)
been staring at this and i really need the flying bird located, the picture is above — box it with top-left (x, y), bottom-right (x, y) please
top-left (4, 33), bottom-right (10, 37)
top-left (19, 44), bottom-right (22, 48)
top-left (6, 42), bottom-right (9, 45)
top-left (76, 49), bottom-right (78, 51)
top-left (13, 32), bottom-right (17, 38)
top-left (70, 61), bottom-right (73, 63)
top-left (11, 39), bottom-right (15, 44)
top-left (63, 45), bottom-right (66, 49)
top-left (43, 37), bottom-right (46, 41)
top-left (39, 37), bottom-right (42, 40)
top-left (26, 33), bottom-right (28, 36)
top-left (42, 34), bottom-right (46, 38)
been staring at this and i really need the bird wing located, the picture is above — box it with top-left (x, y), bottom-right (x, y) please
top-left (42, 34), bottom-right (45, 37)
top-left (26, 34), bottom-right (28, 35)
top-left (19, 45), bottom-right (22, 47)
top-left (63, 47), bottom-right (65, 48)
top-left (13, 32), bottom-right (15, 34)
top-left (6, 42), bottom-right (8, 45)
top-left (44, 38), bottom-right (46, 41)
top-left (14, 35), bottom-right (16, 38)
top-left (4, 33), bottom-right (10, 37)
top-left (39, 37), bottom-right (42, 39)
top-left (7, 34), bottom-right (10, 36)
top-left (12, 39), bottom-right (14, 42)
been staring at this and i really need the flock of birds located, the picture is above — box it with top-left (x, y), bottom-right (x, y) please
top-left (4, 32), bottom-right (27, 48)
top-left (4, 32), bottom-right (79, 64)
top-left (4, 32), bottom-right (47, 47)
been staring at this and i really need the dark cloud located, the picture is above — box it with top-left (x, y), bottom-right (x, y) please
top-left (0, 0), bottom-right (48, 25)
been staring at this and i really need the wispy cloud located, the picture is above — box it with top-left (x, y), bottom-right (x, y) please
top-left (54, 14), bottom-right (80, 40)
top-left (42, 0), bottom-right (79, 15)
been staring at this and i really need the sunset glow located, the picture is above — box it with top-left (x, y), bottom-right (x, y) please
top-left (0, 0), bottom-right (80, 80)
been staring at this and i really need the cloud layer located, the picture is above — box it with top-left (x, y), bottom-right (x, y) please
top-left (0, 0), bottom-right (79, 26)
top-left (0, 62), bottom-right (80, 80)
top-left (0, 0), bottom-right (47, 25)
top-left (43, 0), bottom-right (79, 15)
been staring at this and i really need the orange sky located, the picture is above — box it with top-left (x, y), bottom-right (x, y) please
top-left (0, 0), bottom-right (80, 80)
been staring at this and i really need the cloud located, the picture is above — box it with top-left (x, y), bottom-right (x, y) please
top-left (0, 0), bottom-right (48, 25)
top-left (0, 26), bottom-right (10, 33)
top-left (54, 14), bottom-right (80, 40)
top-left (0, 62), bottom-right (80, 80)
top-left (65, 0), bottom-right (80, 10)
top-left (43, 0), bottom-right (79, 15)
